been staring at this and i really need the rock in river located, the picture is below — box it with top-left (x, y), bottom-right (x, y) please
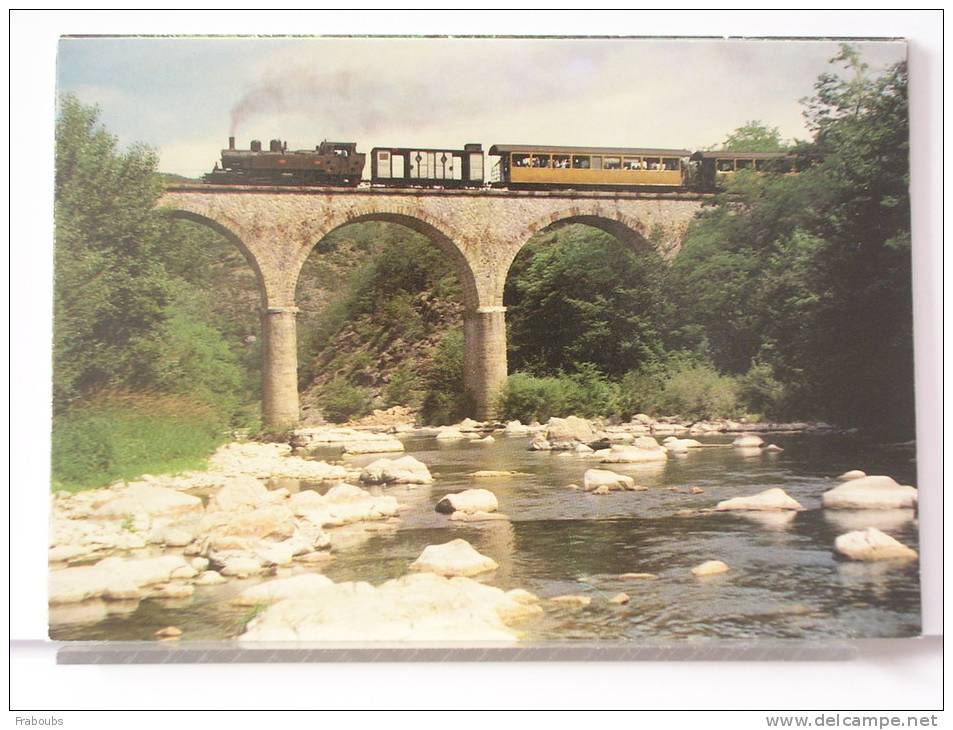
top-left (599, 444), bottom-right (668, 464)
top-left (732, 434), bottom-right (765, 448)
top-left (342, 437), bottom-right (405, 455)
top-left (837, 469), bottom-right (867, 481)
top-left (691, 560), bottom-right (729, 577)
top-left (409, 538), bottom-right (499, 577)
top-left (92, 483), bottom-right (203, 520)
top-left (821, 476), bottom-right (917, 510)
top-left (208, 442), bottom-right (348, 481)
top-left (503, 420), bottom-right (531, 435)
top-left (715, 488), bottom-right (805, 512)
top-left (360, 455), bottom-right (434, 484)
top-left (834, 527), bottom-right (918, 562)
top-left (435, 488), bottom-right (499, 515)
top-left (545, 416), bottom-right (597, 448)
top-left (583, 469), bottom-right (639, 492)
top-left (240, 573), bottom-right (538, 642)
top-left (49, 554), bottom-right (193, 604)
top-left (232, 573), bottom-right (335, 605)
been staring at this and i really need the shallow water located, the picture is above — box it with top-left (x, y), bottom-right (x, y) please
top-left (50, 432), bottom-right (921, 642)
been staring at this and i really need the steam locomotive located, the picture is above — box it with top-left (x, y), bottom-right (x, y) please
top-left (204, 137), bottom-right (796, 191)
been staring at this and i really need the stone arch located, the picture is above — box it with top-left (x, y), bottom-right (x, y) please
top-left (289, 205), bottom-right (481, 311)
top-left (491, 207), bottom-right (653, 308)
top-left (159, 208), bottom-right (270, 309)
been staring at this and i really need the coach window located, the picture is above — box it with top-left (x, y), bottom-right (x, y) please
top-left (663, 158), bottom-right (680, 171)
top-left (644, 157), bottom-right (660, 170)
top-left (623, 157), bottom-right (639, 170)
top-left (532, 154), bottom-right (551, 168)
top-left (553, 154), bottom-right (571, 169)
top-left (736, 159), bottom-right (753, 170)
top-left (591, 156), bottom-right (603, 170)
top-left (572, 155), bottom-right (591, 169)
top-left (468, 152), bottom-right (483, 181)
top-left (604, 157), bottom-right (621, 170)
top-left (377, 151), bottom-right (391, 178)
top-left (512, 153), bottom-right (531, 167)
top-left (717, 159), bottom-right (734, 172)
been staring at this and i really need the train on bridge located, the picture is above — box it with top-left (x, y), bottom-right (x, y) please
top-left (203, 136), bottom-right (798, 192)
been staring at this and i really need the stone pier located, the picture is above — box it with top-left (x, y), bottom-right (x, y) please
top-left (159, 185), bottom-right (704, 426)
top-left (463, 306), bottom-right (509, 420)
top-left (260, 306), bottom-right (301, 430)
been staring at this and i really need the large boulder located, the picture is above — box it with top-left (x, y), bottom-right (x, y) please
top-left (583, 469), bottom-right (639, 492)
top-left (92, 483), bottom-right (203, 520)
top-left (665, 438), bottom-right (703, 453)
top-left (48, 518), bottom-right (148, 563)
top-left (289, 484), bottom-right (398, 527)
top-left (715, 488), bottom-right (805, 512)
top-left (732, 434), bottom-right (764, 448)
top-left (633, 436), bottom-right (663, 450)
top-left (409, 538), bottom-right (498, 577)
top-left (435, 489), bottom-right (499, 515)
top-left (49, 554), bottom-right (191, 604)
top-left (503, 420), bottom-right (531, 435)
top-left (342, 437), bottom-right (404, 455)
top-left (599, 444), bottom-right (668, 464)
top-left (205, 476), bottom-right (274, 513)
top-left (435, 428), bottom-right (468, 440)
top-left (528, 436), bottom-right (552, 451)
top-left (232, 573), bottom-right (335, 605)
top-left (834, 527), bottom-right (918, 562)
top-left (545, 416), bottom-right (597, 448)
top-left (208, 442), bottom-right (348, 481)
top-left (359, 455), bottom-right (433, 484)
top-left (821, 476), bottom-right (917, 510)
top-left (240, 573), bottom-right (539, 642)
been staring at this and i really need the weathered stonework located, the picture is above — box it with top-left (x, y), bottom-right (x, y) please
top-left (159, 185), bottom-right (706, 425)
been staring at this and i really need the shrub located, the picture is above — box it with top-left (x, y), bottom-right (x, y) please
top-left (51, 392), bottom-right (227, 491)
top-left (496, 373), bottom-right (570, 423)
top-left (658, 365), bottom-right (741, 421)
top-left (562, 364), bottom-right (622, 418)
top-left (383, 364), bottom-right (422, 408)
top-left (738, 361), bottom-right (788, 419)
top-left (420, 329), bottom-right (471, 425)
top-left (318, 378), bottom-right (374, 423)
top-left (497, 366), bottom-right (621, 423)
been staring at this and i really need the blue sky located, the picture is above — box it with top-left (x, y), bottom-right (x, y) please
top-left (57, 36), bottom-right (906, 177)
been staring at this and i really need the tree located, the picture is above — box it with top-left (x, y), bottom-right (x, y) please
top-left (53, 96), bottom-right (252, 419)
top-left (670, 47), bottom-right (913, 434)
top-left (504, 225), bottom-right (670, 378)
top-left (720, 120), bottom-right (785, 152)
top-left (54, 95), bottom-right (172, 409)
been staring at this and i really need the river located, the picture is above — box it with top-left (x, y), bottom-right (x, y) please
top-left (50, 431), bottom-right (920, 643)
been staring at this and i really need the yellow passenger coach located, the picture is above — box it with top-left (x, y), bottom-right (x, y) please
top-left (488, 145), bottom-right (692, 189)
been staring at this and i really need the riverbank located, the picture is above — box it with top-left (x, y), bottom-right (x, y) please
top-left (48, 417), bottom-right (920, 643)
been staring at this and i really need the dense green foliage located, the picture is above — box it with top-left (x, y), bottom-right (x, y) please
top-left (719, 120), bottom-right (787, 152)
top-left (51, 393), bottom-right (226, 492)
top-left (318, 378), bottom-right (375, 423)
top-left (419, 329), bottom-right (472, 425)
top-left (497, 47), bottom-right (913, 434)
top-left (52, 97), bottom-right (258, 488)
top-left (504, 226), bottom-right (668, 377)
top-left (668, 48), bottom-right (913, 433)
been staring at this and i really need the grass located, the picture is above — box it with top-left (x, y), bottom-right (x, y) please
top-left (51, 392), bottom-right (230, 492)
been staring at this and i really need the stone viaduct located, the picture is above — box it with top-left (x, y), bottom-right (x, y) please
top-left (158, 184), bottom-right (707, 428)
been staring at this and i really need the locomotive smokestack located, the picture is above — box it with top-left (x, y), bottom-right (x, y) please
top-left (228, 136), bottom-right (235, 150)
